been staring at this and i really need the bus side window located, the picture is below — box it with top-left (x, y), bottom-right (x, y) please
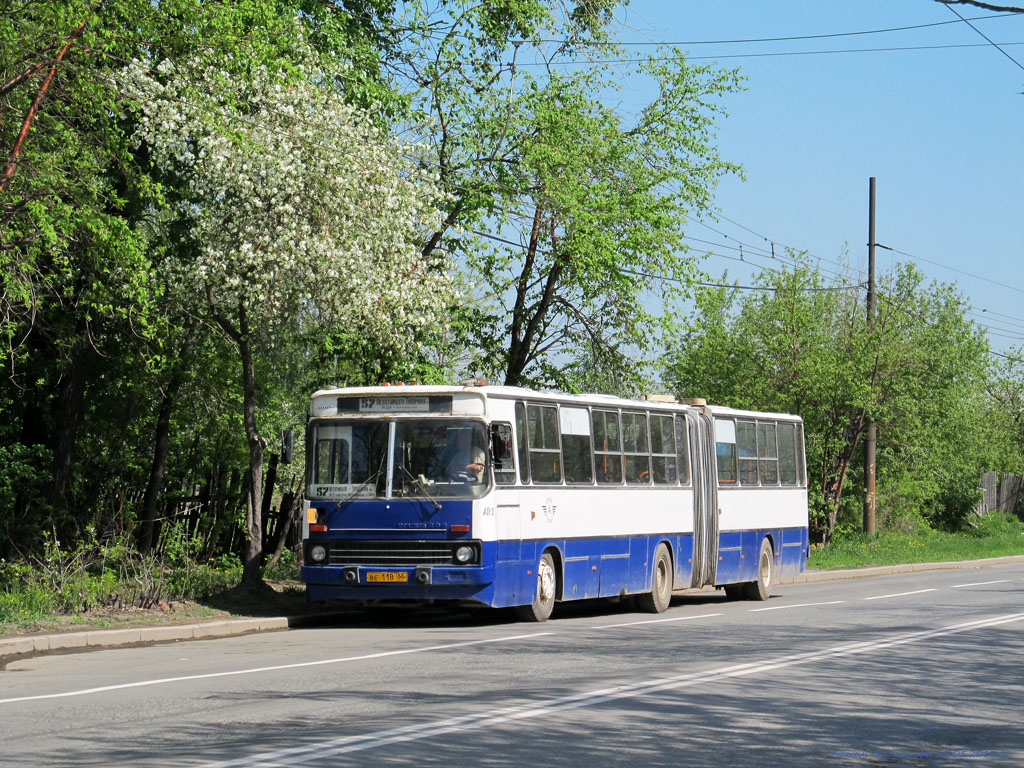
top-left (737, 420), bottom-right (758, 486)
top-left (492, 422), bottom-right (516, 485)
top-left (674, 416), bottom-right (691, 485)
top-left (622, 411), bottom-right (651, 485)
top-left (758, 421), bottom-right (779, 485)
top-left (593, 409), bottom-right (623, 484)
top-left (777, 421), bottom-right (798, 485)
top-left (797, 423), bottom-right (806, 486)
top-left (527, 403), bottom-right (562, 483)
top-left (560, 407), bottom-right (593, 484)
top-left (515, 402), bottom-right (531, 485)
top-left (650, 413), bottom-right (677, 484)
top-left (715, 418), bottom-right (738, 485)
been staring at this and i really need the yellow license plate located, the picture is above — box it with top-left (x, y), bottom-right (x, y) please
top-left (366, 571), bottom-right (408, 583)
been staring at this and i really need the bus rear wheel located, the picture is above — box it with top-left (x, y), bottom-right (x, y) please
top-left (637, 543), bottom-right (672, 613)
top-left (743, 538), bottom-right (773, 601)
top-left (517, 551), bottom-right (556, 622)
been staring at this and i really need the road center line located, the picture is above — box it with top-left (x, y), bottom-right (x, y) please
top-left (0, 632), bottom-right (554, 706)
top-left (749, 600), bottom-right (845, 612)
top-left (950, 580), bottom-right (1011, 588)
top-left (864, 588), bottom-right (937, 601)
top-left (589, 612), bottom-right (722, 629)
top-left (195, 611), bottom-right (1024, 768)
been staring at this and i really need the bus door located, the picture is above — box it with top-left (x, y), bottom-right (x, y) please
top-left (491, 422), bottom-right (522, 563)
top-left (688, 411), bottom-right (718, 588)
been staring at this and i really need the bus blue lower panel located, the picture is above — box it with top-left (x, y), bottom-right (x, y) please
top-left (717, 527), bottom-right (808, 586)
top-left (303, 527), bottom-right (807, 607)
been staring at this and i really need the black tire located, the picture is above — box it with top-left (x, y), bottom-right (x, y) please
top-left (743, 538), bottom-right (773, 601)
top-left (723, 584), bottom-right (744, 601)
top-left (637, 543), bottom-right (673, 613)
top-left (517, 551), bottom-right (556, 622)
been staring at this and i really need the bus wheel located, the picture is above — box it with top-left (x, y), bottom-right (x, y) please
top-left (637, 543), bottom-right (672, 613)
top-left (517, 551), bottom-right (556, 622)
top-left (743, 539), bottom-right (773, 601)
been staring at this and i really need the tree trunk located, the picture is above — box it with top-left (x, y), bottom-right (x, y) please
top-left (266, 491), bottom-right (301, 570)
top-left (46, 326), bottom-right (94, 515)
top-left (260, 452), bottom-right (279, 553)
top-left (140, 368), bottom-right (183, 552)
top-left (237, 303), bottom-right (266, 588)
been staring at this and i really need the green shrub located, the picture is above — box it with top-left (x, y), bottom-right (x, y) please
top-left (264, 548), bottom-right (299, 581)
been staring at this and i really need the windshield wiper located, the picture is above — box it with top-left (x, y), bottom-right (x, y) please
top-left (398, 464), bottom-right (442, 510)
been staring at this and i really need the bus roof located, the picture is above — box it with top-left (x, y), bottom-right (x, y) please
top-left (309, 384), bottom-right (802, 423)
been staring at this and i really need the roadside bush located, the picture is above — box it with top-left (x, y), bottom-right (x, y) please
top-left (0, 524), bottom-right (245, 626)
top-left (264, 548), bottom-right (299, 581)
top-left (966, 510), bottom-right (1024, 539)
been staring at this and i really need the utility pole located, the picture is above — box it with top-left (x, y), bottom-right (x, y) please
top-left (864, 177), bottom-right (877, 536)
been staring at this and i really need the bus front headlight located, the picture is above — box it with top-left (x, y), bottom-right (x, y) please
top-left (455, 545), bottom-right (475, 564)
top-left (310, 544), bottom-right (327, 563)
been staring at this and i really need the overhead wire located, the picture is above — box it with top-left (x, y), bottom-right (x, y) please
top-left (944, 3), bottom-right (1024, 72)
top-left (528, 13), bottom-right (1024, 46)
top-left (877, 244), bottom-right (1024, 296)
top-left (519, 41), bottom-right (1024, 67)
top-left (469, 229), bottom-right (863, 293)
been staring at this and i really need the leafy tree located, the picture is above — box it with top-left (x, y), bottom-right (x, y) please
top-left (124, 41), bottom-right (453, 587)
top-left (382, 1), bottom-right (741, 386)
top-left (665, 260), bottom-right (1004, 542)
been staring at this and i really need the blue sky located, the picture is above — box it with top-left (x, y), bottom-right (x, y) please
top-left (601, 1), bottom-right (1024, 353)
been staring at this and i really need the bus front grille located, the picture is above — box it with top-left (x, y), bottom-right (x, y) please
top-left (327, 540), bottom-right (460, 566)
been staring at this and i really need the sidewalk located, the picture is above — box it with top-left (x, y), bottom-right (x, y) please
top-left (4, 554), bottom-right (1023, 666)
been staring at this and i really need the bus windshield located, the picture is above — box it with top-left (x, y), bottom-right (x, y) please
top-left (308, 419), bottom-right (489, 500)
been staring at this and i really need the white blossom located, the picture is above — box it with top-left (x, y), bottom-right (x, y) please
top-left (121, 42), bottom-right (453, 353)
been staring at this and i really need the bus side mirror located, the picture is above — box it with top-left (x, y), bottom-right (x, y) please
top-left (281, 429), bottom-right (294, 465)
top-left (490, 424), bottom-right (511, 462)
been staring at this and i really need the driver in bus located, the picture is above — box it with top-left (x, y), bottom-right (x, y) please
top-left (447, 428), bottom-right (485, 482)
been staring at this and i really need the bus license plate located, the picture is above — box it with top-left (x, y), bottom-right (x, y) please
top-left (366, 572), bottom-right (408, 583)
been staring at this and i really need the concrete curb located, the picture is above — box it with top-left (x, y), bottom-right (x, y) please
top-left (792, 554), bottom-right (1024, 583)
top-left (3, 554), bottom-right (1023, 665)
top-left (1, 616), bottom-right (292, 666)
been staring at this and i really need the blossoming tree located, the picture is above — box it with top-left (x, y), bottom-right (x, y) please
top-left (125, 45), bottom-right (452, 588)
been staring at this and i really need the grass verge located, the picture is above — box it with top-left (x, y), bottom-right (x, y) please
top-left (809, 511), bottom-right (1024, 570)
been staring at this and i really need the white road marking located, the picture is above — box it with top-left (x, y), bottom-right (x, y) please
top-left (748, 600), bottom-right (845, 612)
top-left (863, 588), bottom-right (937, 601)
top-left (196, 612), bottom-right (1024, 768)
top-left (589, 612), bottom-right (722, 629)
top-left (950, 580), bottom-right (1011, 588)
top-left (0, 632), bottom-right (553, 706)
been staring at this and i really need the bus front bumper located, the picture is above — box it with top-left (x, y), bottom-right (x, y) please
top-left (301, 564), bottom-right (495, 602)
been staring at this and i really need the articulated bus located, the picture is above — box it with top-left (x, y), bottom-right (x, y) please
top-left (300, 383), bottom-right (808, 621)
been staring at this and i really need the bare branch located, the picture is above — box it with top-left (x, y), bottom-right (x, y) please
top-left (933, 1), bottom-right (1024, 11)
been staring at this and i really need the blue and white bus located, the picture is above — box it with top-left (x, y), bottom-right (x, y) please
top-left (300, 383), bottom-right (808, 621)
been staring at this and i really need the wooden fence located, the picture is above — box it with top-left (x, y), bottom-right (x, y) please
top-left (975, 471), bottom-right (1023, 518)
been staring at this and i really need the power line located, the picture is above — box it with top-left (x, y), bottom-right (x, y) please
top-left (519, 40), bottom-right (1024, 66)
top-left (530, 13), bottom-right (1023, 47)
top-left (990, 348), bottom-right (1024, 362)
top-left (469, 229), bottom-right (863, 292)
top-left (685, 213), bottom-right (864, 280)
top-left (976, 306), bottom-right (1024, 324)
top-left (877, 244), bottom-right (1024, 296)
top-left (967, 310), bottom-right (1024, 331)
top-left (946, 3), bottom-right (1024, 72)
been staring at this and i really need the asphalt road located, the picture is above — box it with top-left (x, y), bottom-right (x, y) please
top-left (2, 564), bottom-right (1022, 768)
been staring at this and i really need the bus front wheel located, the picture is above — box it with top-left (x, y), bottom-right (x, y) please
top-left (517, 551), bottom-right (556, 622)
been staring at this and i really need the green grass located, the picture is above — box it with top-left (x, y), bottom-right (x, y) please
top-left (809, 512), bottom-right (1024, 570)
